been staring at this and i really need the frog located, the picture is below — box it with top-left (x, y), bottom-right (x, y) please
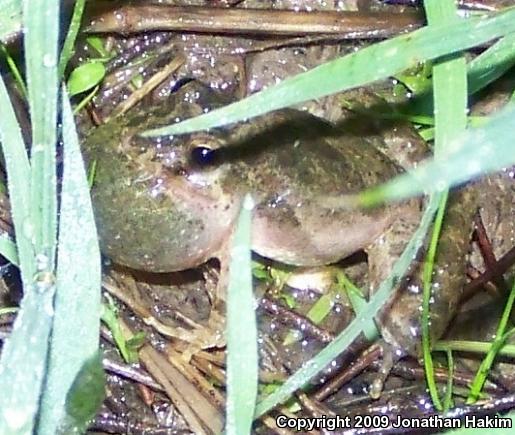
top-left (82, 80), bottom-right (478, 359)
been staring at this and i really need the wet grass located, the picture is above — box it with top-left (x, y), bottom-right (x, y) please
top-left (421, 0), bottom-right (468, 412)
top-left (226, 195), bottom-right (258, 435)
top-left (0, 0), bottom-right (102, 433)
top-left (145, 6), bottom-right (515, 136)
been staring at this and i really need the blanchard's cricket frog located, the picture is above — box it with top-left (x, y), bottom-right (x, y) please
top-left (82, 81), bottom-right (477, 356)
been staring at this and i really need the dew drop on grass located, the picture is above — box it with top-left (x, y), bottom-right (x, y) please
top-left (22, 218), bottom-right (35, 241)
top-left (243, 194), bottom-right (255, 211)
top-left (42, 53), bottom-right (55, 68)
top-left (3, 406), bottom-right (30, 431)
top-left (35, 253), bottom-right (49, 271)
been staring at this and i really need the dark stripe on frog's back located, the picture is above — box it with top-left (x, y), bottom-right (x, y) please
top-left (216, 109), bottom-right (402, 198)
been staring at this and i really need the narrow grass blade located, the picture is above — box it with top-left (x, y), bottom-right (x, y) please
top-left (0, 0), bottom-right (21, 44)
top-left (0, 75), bottom-right (33, 284)
top-left (37, 90), bottom-right (102, 435)
top-left (337, 272), bottom-right (378, 341)
top-left (359, 102), bottom-right (515, 206)
top-left (0, 43), bottom-right (27, 98)
top-left (59, 0), bottom-right (86, 77)
top-left (226, 195), bottom-right (258, 435)
top-left (406, 31), bottom-right (515, 110)
top-left (468, 33), bottom-right (515, 95)
top-left (467, 280), bottom-right (515, 403)
top-left (421, 191), bottom-right (448, 412)
top-left (255, 195), bottom-right (440, 417)
top-left (0, 12), bottom-right (56, 433)
top-left (144, 7), bottom-right (515, 136)
top-left (0, 277), bottom-right (56, 434)
top-left (443, 350), bottom-right (454, 411)
top-left (434, 340), bottom-right (515, 357)
top-left (421, 0), bottom-right (467, 412)
top-left (23, 0), bottom-right (59, 265)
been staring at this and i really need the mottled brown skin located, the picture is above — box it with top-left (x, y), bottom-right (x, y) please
top-left (82, 81), bottom-right (477, 357)
top-left (371, 186), bottom-right (478, 356)
top-left (84, 82), bottom-right (407, 270)
top-left (83, 86), bottom-right (240, 272)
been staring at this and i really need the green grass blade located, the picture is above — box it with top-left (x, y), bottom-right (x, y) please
top-left (0, 16), bottom-right (56, 435)
top-left (467, 280), bottom-right (515, 404)
top-left (24, 0), bottom-right (59, 265)
top-left (0, 43), bottom-right (27, 98)
top-left (255, 195), bottom-right (440, 417)
top-left (37, 90), bottom-right (102, 435)
top-left (426, 7), bottom-right (467, 155)
top-left (421, 191), bottom-right (448, 412)
top-left (443, 350), bottom-right (454, 411)
top-left (468, 32), bottom-right (515, 95)
top-left (0, 0), bottom-right (21, 43)
top-left (144, 7), bottom-right (515, 136)
top-left (421, 0), bottom-right (468, 412)
top-left (358, 102), bottom-right (515, 206)
top-left (336, 272), bottom-right (378, 341)
top-left (0, 1), bottom-right (61, 432)
top-left (434, 340), bottom-right (515, 357)
top-left (226, 195), bottom-right (258, 435)
top-left (405, 32), bottom-right (515, 111)
top-left (58, 0), bottom-right (86, 77)
top-left (0, 277), bottom-right (56, 434)
top-left (0, 75), bottom-right (33, 284)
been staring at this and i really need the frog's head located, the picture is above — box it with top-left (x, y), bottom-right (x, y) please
top-left (113, 78), bottom-right (237, 199)
top-left (129, 128), bottom-right (230, 198)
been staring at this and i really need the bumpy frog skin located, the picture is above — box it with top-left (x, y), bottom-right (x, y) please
top-left (83, 81), bottom-right (477, 356)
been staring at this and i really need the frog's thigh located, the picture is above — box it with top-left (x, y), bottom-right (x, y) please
top-left (368, 190), bottom-right (477, 357)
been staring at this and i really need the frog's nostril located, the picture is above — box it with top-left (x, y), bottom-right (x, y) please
top-left (191, 146), bottom-right (216, 166)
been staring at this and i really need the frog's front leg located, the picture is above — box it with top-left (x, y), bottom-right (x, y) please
top-left (367, 187), bottom-right (478, 362)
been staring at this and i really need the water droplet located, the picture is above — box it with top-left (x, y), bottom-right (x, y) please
top-left (243, 194), bottom-right (255, 210)
top-left (22, 219), bottom-right (35, 241)
top-left (42, 53), bottom-right (55, 68)
top-left (36, 253), bottom-right (49, 271)
top-left (3, 407), bottom-right (30, 430)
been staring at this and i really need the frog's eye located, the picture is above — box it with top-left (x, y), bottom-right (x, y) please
top-left (191, 146), bottom-right (216, 166)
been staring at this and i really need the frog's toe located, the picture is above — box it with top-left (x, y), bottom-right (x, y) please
top-left (369, 340), bottom-right (403, 399)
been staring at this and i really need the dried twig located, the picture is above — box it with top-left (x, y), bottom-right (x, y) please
top-left (85, 5), bottom-right (423, 39)
top-left (259, 296), bottom-right (334, 343)
top-left (312, 344), bottom-right (382, 402)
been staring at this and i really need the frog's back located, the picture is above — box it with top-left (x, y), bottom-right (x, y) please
top-left (220, 110), bottom-right (402, 197)
top-left (215, 109), bottom-right (408, 266)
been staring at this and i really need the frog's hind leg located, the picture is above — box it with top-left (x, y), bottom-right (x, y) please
top-left (366, 188), bottom-right (477, 395)
top-left (366, 198), bottom-right (423, 356)
top-left (195, 239), bottom-right (235, 350)
top-left (364, 197), bottom-right (422, 396)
